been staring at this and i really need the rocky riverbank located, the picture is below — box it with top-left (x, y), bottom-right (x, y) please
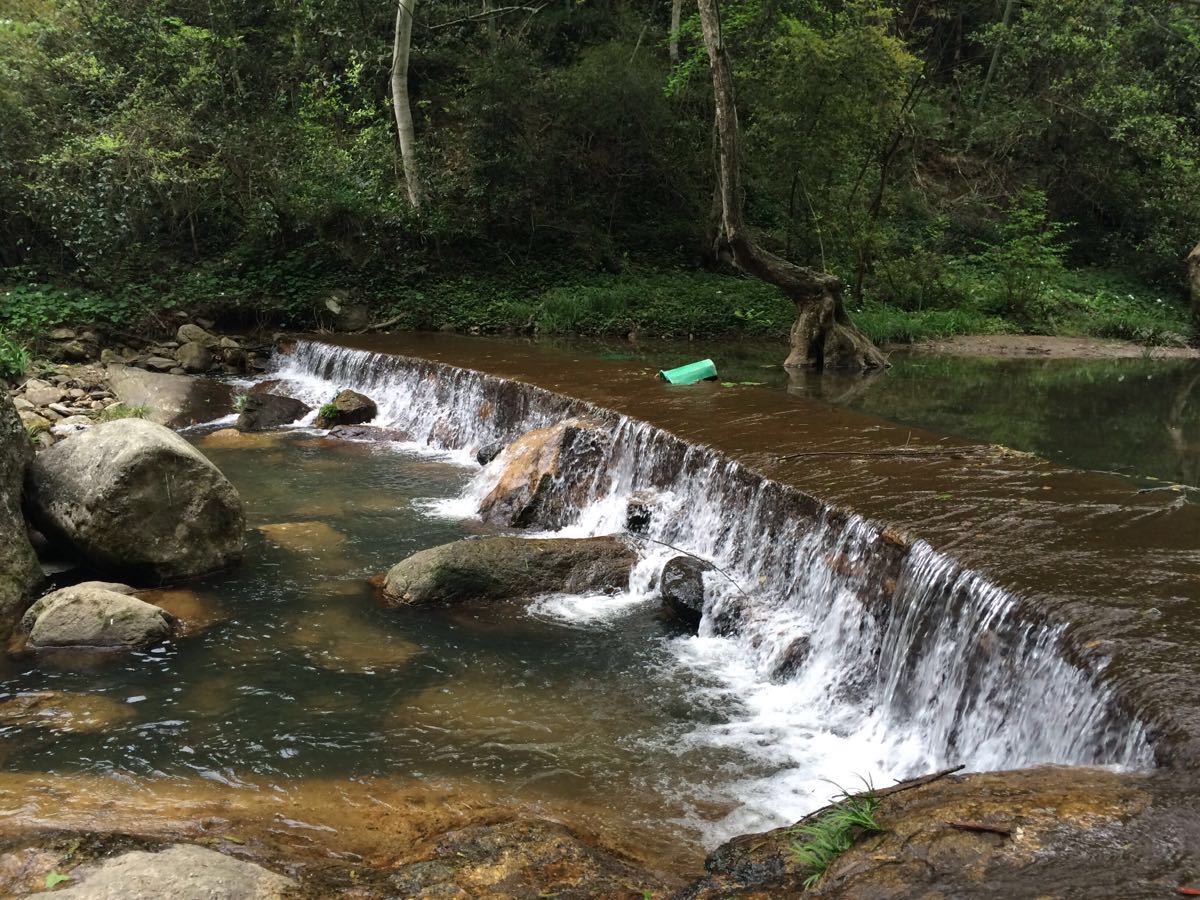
top-left (10, 321), bottom-right (271, 449)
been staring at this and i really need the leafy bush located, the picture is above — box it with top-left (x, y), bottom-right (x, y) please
top-left (972, 191), bottom-right (1069, 325)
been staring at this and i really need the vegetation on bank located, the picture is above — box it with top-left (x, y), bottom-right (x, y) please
top-left (1, 0), bottom-right (1197, 364)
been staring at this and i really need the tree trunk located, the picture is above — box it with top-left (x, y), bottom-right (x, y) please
top-left (1188, 241), bottom-right (1200, 340)
top-left (695, 0), bottom-right (886, 370)
top-left (670, 0), bottom-right (682, 62)
top-left (391, 0), bottom-right (424, 209)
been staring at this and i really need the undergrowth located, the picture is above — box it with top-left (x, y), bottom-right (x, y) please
top-left (790, 790), bottom-right (884, 889)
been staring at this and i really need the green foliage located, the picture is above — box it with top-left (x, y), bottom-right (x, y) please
top-left (972, 191), bottom-right (1068, 325)
top-left (318, 402), bottom-right (338, 420)
top-left (790, 791), bottom-right (884, 888)
top-left (44, 871), bottom-right (71, 888)
top-left (96, 403), bottom-right (149, 422)
top-left (0, 331), bottom-right (31, 379)
top-left (0, 0), bottom-right (1194, 346)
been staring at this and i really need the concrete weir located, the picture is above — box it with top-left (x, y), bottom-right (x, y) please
top-left (275, 335), bottom-right (1188, 773)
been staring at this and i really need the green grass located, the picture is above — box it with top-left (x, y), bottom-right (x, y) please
top-left (2, 261), bottom-right (1190, 348)
top-left (790, 792), bottom-right (884, 889)
top-left (317, 402), bottom-right (338, 420)
top-left (96, 403), bottom-right (149, 422)
top-left (0, 331), bottom-right (31, 379)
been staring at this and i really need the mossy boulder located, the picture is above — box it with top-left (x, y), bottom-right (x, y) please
top-left (314, 389), bottom-right (377, 429)
top-left (381, 536), bottom-right (635, 606)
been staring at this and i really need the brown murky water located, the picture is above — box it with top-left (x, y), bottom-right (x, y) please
top-left (323, 334), bottom-right (1200, 763)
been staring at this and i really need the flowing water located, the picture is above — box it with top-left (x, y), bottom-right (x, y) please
top-left (0, 335), bottom-right (1176, 870)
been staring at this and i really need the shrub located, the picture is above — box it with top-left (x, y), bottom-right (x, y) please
top-left (0, 332), bottom-right (31, 379)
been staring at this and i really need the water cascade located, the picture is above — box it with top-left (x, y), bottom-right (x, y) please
top-left (271, 339), bottom-right (1153, 837)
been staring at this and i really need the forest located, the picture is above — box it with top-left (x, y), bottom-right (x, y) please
top-left (2, 0), bottom-right (1199, 366)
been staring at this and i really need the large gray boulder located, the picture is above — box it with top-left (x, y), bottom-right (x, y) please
top-left (46, 844), bottom-right (296, 899)
top-left (26, 419), bottom-right (245, 580)
top-left (0, 393), bottom-right (40, 636)
top-left (18, 583), bottom-right (174, 650)
top-left (382, 536), bottom-right (635, 606)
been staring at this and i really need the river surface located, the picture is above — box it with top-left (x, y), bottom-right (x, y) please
top-left (544, 337), bottom-right (1200, 487)
top-left (1, 333), bottom-right (1196, 877)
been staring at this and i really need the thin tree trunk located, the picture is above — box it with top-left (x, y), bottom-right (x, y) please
top-left (391, 0), bottom-right (423, 209)
top-left (695, 0), bottom-right (886, 370)
top-left (1188, 241), bottom-right (1200, 340)
top-left (670, 0), bottom-right (682, 62)
top-left (978, 0), bottom-right (1016, 110)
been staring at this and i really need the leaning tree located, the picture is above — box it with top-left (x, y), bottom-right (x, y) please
top-left (696, 0), bottom-right (887, 370)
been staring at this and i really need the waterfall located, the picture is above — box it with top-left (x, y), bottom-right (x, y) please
top-left (270, 339), bottom-right (1153, 835)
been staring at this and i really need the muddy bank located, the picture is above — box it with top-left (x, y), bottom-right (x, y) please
top-left (902, 333), bottom-right (1200, 359)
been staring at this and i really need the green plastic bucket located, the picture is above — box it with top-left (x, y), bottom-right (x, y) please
top-left (658, 358), bottom-right (718, 384)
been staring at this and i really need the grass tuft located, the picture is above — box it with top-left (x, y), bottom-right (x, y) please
top-left (96, 403), bottom-right (149, 422)
top-left (790, 789), bottom-right (884, 889)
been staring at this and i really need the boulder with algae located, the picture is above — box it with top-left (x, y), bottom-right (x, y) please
top-left (381, 535), bottom-right (635, 606)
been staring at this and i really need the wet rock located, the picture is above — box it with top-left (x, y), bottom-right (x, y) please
top-left (107, 365), bottom-right (235, 427)
top-left (99, 348), bottom-right (124, 366)
top-left (176, 340), bottom-right (213, 373)
top-left (625, 491), bottom-right (655, 534)
top-left (388, 819), bottom-right (661, 899)
top-left (235, 393), bottom-right (311, 432)
top-left (176, 323), bottom-right (220, 348)
top-left (18, 583), bottom-right (174, 650)
top-left (772, 634), bottom-right (812, 680)
top-left (54, 340), bottom-right (93, 362)
top-left (247, 379), bottom-right (284, 397)
top-left (478, 417), bottom-right (612, 528)
top-left (26, 419), bottom-right (245, 580)
top-left (681, 766), bottom-right (1165, 899)
top-left (475, 441), bottom-right (505, 466)
top-left (0, 690), bottom-right (136, 733)
top-left (48, 844), bottom-right (296, 899)
top-left (327, 423), bottom-right (411, 442)
top-left (382, 536), bottom-right (635, 606)
top-left (0, 393), bottom-right (40, 637)
top-left (660, 556), bottom-right (710, 631)
top-left (314, 388), bottom-right (377, 429)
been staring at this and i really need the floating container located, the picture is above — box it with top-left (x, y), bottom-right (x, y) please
top-left (658, 358), bottom-right (718, 384)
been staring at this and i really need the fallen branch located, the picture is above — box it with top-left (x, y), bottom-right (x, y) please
top-left (357, 314), bottom-right (407, 333)
top-left (874, 765), bottom-right (966, 799)
top-left (427, 4), bottom-right (545, 30)
top-left (776, 446), bottom-right (997, 462)
top-left (628, 534), bottom-right (750, 599)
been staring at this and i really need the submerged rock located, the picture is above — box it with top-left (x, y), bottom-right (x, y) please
top-left (659, 556), bottom-right (710, 631)
top-left (134, 587), bottom-right (227, 637)
top-left (0, 393), bottom-right (40, 637)
top-left (235, 392), bottom-right (311, 432)
top-left (314, 388), bottom-right (377, 429)
top-left (18, 583), bottom-right (174, 650)
top-left (26, 419), bottom-right (246, 580)
top-left (478, 417), bottom-right (612, 528)
top-left (48, 844), bottom-right (295, 899)
top-left (381, 536), bottom-right (635, 606)
top-left (0, 690), bottom-right (136, 733)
